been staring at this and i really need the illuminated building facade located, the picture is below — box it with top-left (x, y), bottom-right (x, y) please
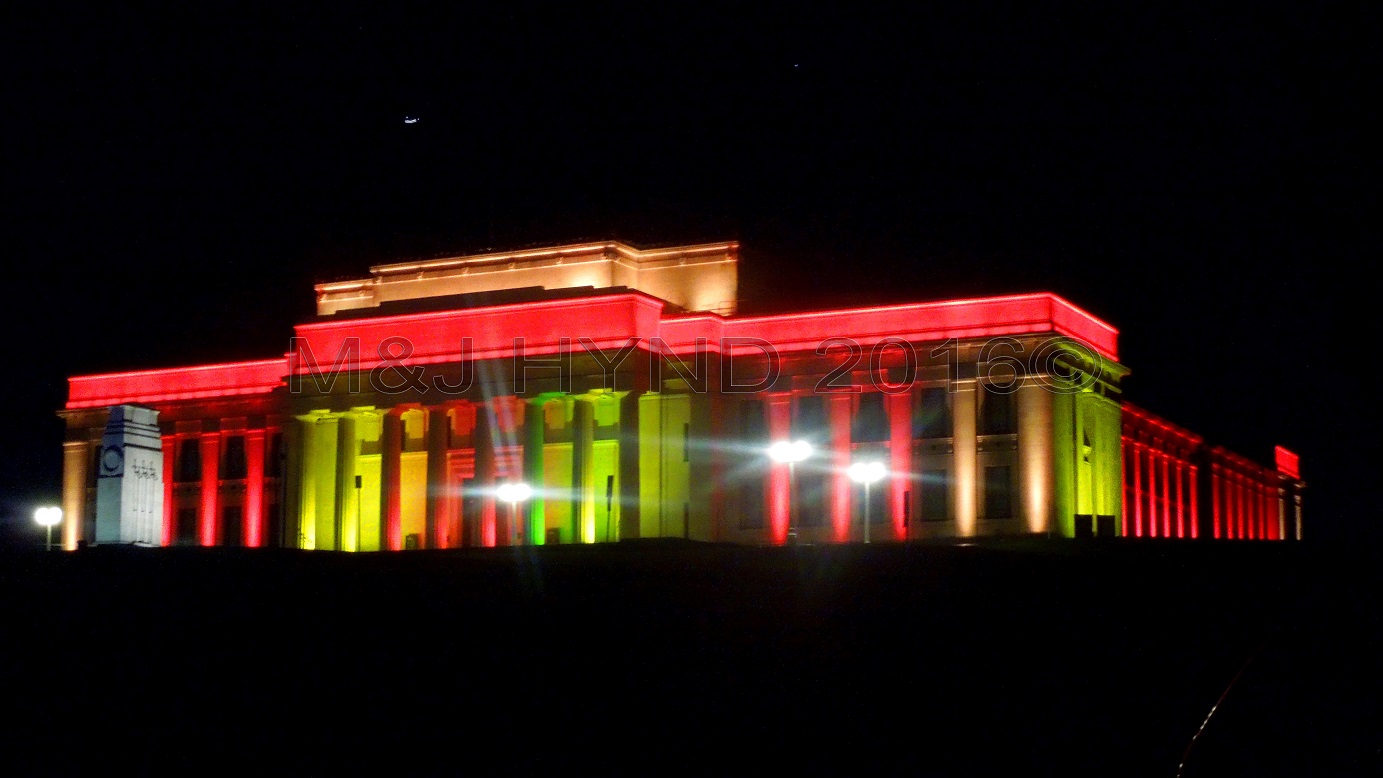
top-left (57, 241), bottom-right (1305, 550)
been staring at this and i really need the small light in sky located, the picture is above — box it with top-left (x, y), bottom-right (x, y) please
top-left (404, 116), bottom-right (420, 124)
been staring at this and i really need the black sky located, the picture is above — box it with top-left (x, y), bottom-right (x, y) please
top-left (1, 3), bottom-right (1374, 542)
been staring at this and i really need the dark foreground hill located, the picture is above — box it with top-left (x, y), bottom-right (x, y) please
top-left (3, 539), bottom-right (1378, 775)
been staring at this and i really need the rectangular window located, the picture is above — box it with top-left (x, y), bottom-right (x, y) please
top-left (177, 439), bottom-right (201, 482)
top-left (852, 392), bottom-right (890, 442)
top-left (984, 465), bottom-right (1013, 519)
top-left (921, 469), bottom-right (949, 521)
top-left (737, 400), bottom-right (766, 530)
top-left (914, 387), bottom-right (952, 438)
top-left (267, 432), bottom-right (283, 478)
top-left (223, 436), bottom-right (247, 480)
top-left (220, 506), bottom-right (243, 547)
top-left (176, 507), bottom-right (198, 545)
top-left (979, 386), bottom-right (1016, 435)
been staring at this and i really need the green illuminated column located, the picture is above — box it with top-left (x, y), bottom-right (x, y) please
top-left (524, 399), bottom-right (546, 545)
top-left (571, 397), bottom-right (596, 543)
top-left (1050, 390), bottom-right (1075, 538)
top-left (425, 406), bottom-right (448, 549)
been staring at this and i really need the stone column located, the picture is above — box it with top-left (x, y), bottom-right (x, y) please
top-left (765, 393), bottom-right (792, 545)
top-left (952, 381), bottom-right (978, 536)
top-left (524, 399), bottom-right (546, 544)
top-left (474, 403), bottom-right (497, 547)
top-left (571, 397), bottom-right (596, 544)
top-left (61, 439), bottom-right (91, 551)
top-left (425, 406), bottom-right (449, 549)
top-left (245, 428), bottom-right (266, 547)
top-left (827, 393), bottom-right (852, 543)
top-left (380, 411), bottom-right (403, 550)
top-left (886, 391), bottom-right (912, 541)
top-left (334, 413), bottom-right (359, 551)
top-left (199, 431), bottom-right (221, 546)
top-left (1016, 380), bottom-right (1052, 535)
top-left (161, 435), bottom-right (176, 546)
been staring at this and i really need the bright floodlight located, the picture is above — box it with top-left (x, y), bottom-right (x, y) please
top-left (768, 439), bottom-right (813, 464)
top-left (496, 482), bottom-right (533, 503)
top-left (847, 461), bottom-right (887, 484)
top-left (34, 506), bottom-right (63, 527)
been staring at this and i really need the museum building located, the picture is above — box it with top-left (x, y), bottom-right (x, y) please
top-left (57, 241), bottom-right (1305, 550)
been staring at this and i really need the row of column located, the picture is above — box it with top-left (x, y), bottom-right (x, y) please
top-left (1211, 464), bottom-right (1282, 541)
top-left (1122, 440), bottom-right (1199, 539)
top-left (761, 379), bottom-right (1052, 542)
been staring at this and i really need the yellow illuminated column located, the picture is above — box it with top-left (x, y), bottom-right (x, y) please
top-left (1017, 378), bottom-right (1053, 535)
top-left (61, 439), bottom-right (91, 550)
top-left (425, 406), bottom-right (448, 549)
top-left (571, 397), bottom-right (596, 543)
top-left (952, 381), bottom-right (978, 536)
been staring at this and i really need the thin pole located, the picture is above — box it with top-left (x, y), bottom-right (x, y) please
top-left (46, 524), bottom-right (53, 552)
top-left (787, 460), bottom-right (796, 545)
top-left (863, 482), bottom-right (871, 544)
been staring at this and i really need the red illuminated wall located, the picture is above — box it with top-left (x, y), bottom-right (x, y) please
top-left (1122, 403), bottom-right (1294, 542)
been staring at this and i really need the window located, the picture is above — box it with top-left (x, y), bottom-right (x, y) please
top-left (979, 386), bottom-right (1016, 435)
top-left (177, 439), bottom-right (201, 482)
top-left (737, 400), bottom-right (766, 530)
top-left (852, 392), bottom-right (889, 442)
top-left (984, 465), bottom-right (1013, 519)
top-left (176, 508), bottom-right (198, 545)
top-left (921, 469), bottom-right (949, 521)
top-left (267, 432), bottom-right (283, 478)
top-left (220, 506), bottom-right (243, 547)
top-left (223, 436), bottom-right (247, 479)
top-left (914, 387), bottom-right (951, 438)
top-left (791, 395), bottom-right (827, 528)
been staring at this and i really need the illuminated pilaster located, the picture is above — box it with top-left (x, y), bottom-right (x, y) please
top-left (523, 399), bottom-right (546, 545)
top-left (334, 413), bottom-right (358, 551)
top-left (199, 431), bottom-right (221, 546)
top-left (1160, 452), bottom-right (1171, 539)
top-left (572, 397), bottom-right (596, 544)
top-left (886, 391), bottom-right (912, 540)
top-left (474, 404), bottom-right (498, 547)
top-left (161, 435), bottom-right (175, 546)
top-left (1016, 379), bottom-right (1052, 535)
top-left (765, 393), bottom-right (792, 544)
top-left (244, 428), bottom-right (266, 547)
top-left (380, 411), bottom-right (402, 550)
top-left (1189, 465), bottom-right (1199, 539)
top-left (425, 407), bottom-right (448, 549)
top-left (61, 439), bottom-right (91, 551)
top-left (827, 393), bottom-right (852, 543)
top-left (952, 381), bottom-right (977, 537)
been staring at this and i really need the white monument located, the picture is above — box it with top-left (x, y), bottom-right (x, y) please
top-left (95, 404), bottom-right (164, 545)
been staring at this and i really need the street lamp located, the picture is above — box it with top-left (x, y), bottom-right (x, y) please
top-left (847, 460), bottom-right (887, 544)
top-left (768, 440), bottom-right (813, 544)
top-left (496, 482), bottom-right (533, 545)
top-left (34, 506), bottom-right (63, 552)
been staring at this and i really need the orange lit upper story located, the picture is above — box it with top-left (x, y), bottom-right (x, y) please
top-left (315, 240), bottom-right (741, 317)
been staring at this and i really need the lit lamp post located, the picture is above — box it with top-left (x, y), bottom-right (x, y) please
top-left (768, 440), bottom-right (813, 544)
top-left (847, 461), bottom-right (887, 544)
top-left (496, 482), bottom-right (533, 545)
top-left (34, 506), bottom-right (63, 552)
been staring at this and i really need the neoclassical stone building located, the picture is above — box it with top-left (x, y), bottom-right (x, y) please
top-left (58, 241), bottom-right (1303, 550)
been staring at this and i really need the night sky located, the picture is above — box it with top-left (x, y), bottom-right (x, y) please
top-left (1, 4), bottom-right (1373, 543)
